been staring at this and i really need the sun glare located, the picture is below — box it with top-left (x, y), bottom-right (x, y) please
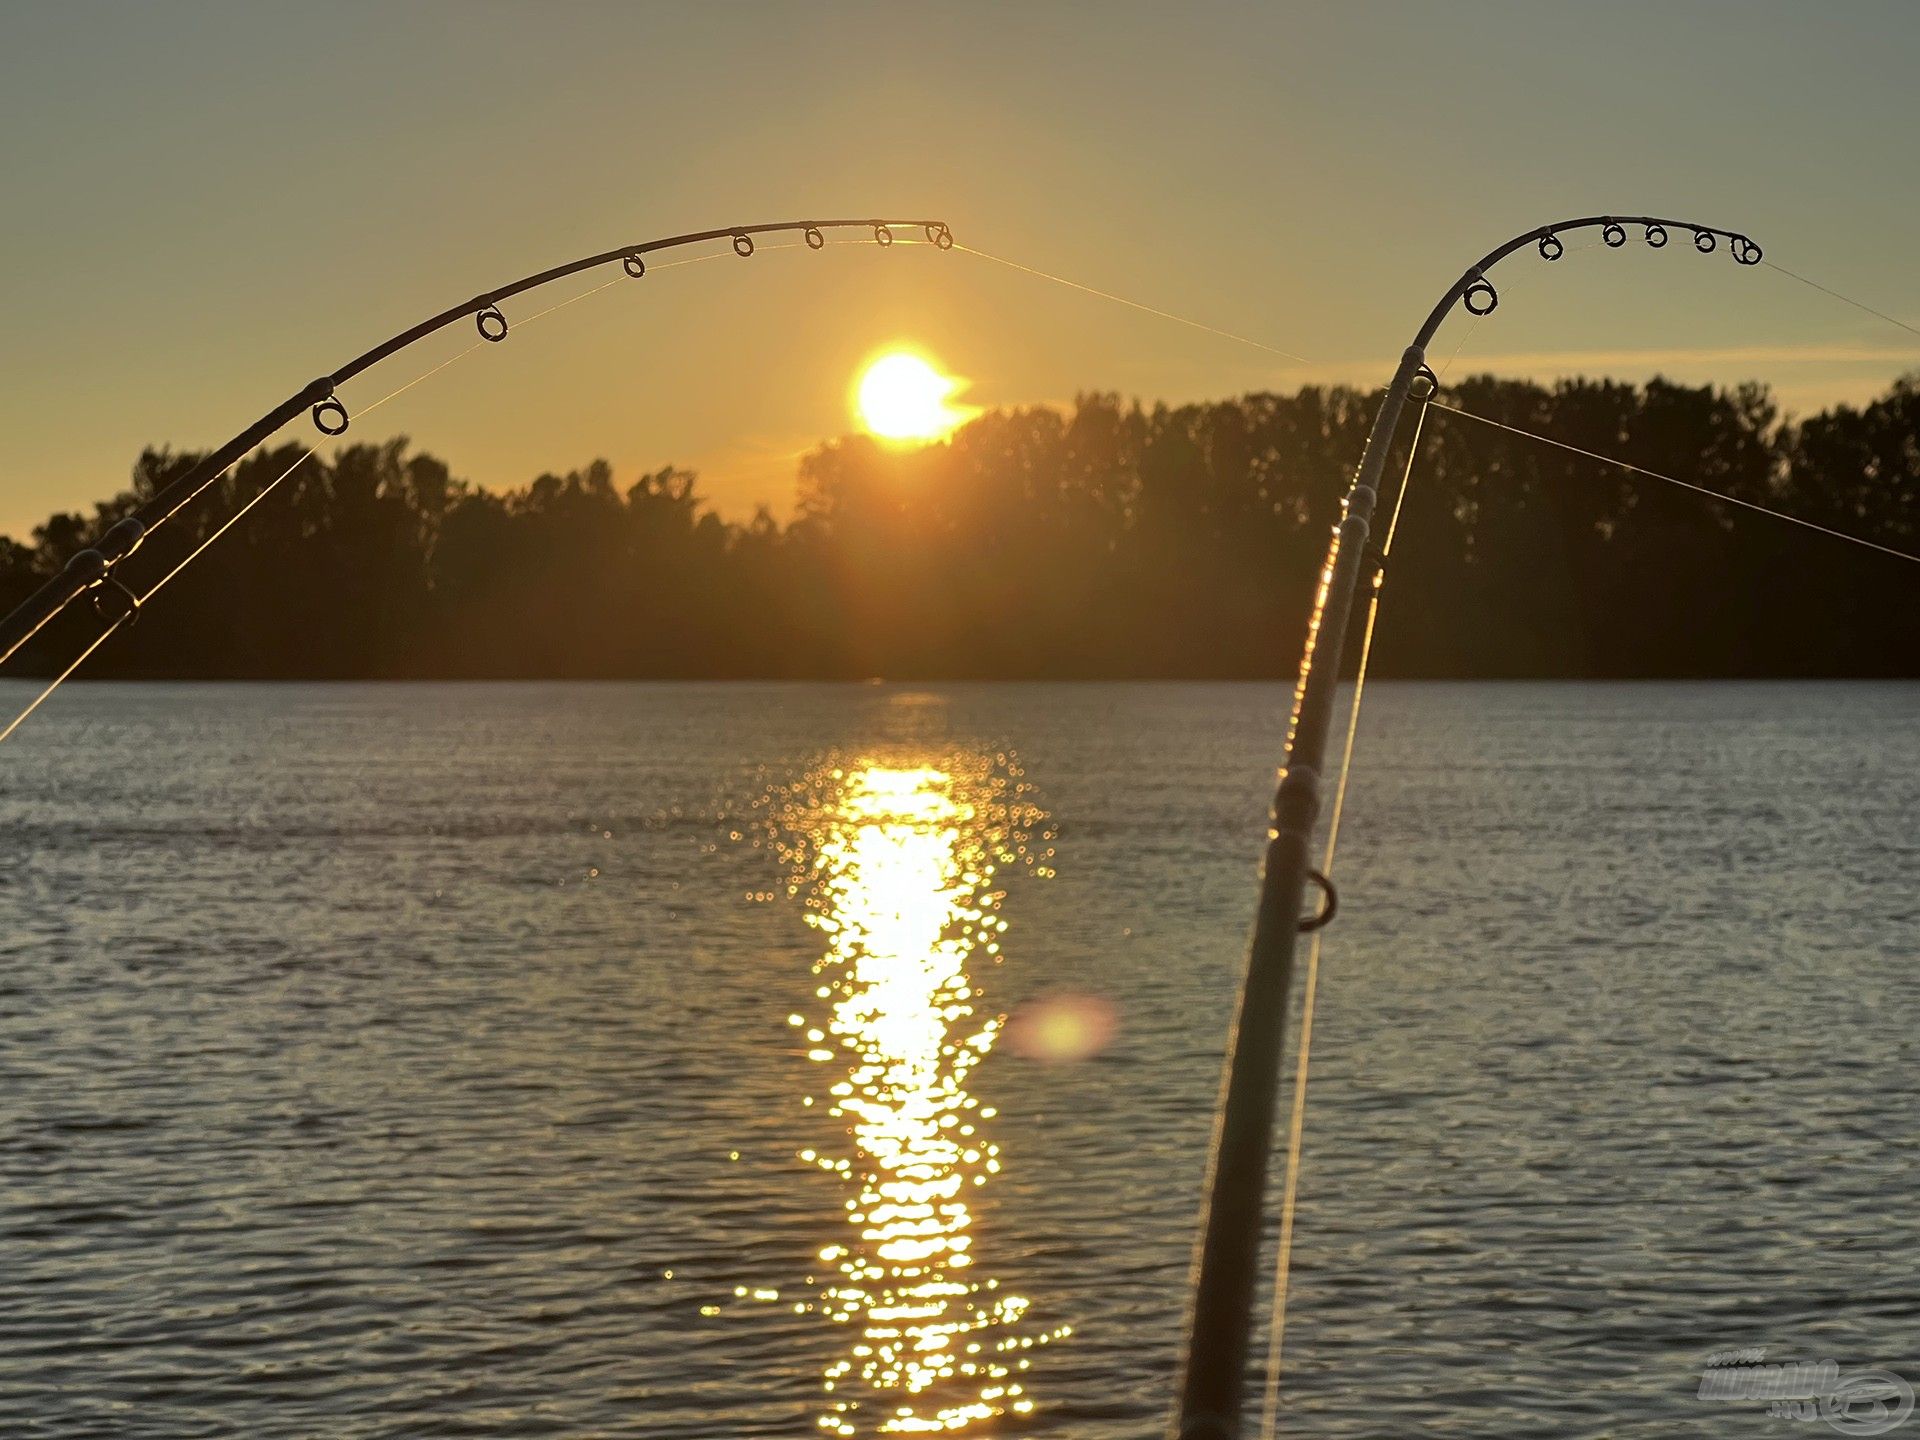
top-left (768, 758), bottom-right (1069, 1434)
top-left (854, 350), bottom-right (971, 444)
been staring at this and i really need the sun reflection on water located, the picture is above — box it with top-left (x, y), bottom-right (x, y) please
top-left (774, 758), bottom-right (1066, 1435)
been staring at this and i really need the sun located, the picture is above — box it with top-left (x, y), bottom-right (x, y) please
top-left (853, 349), bottom-right (972, 443)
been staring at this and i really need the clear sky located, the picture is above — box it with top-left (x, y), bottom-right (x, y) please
top-left (3, 0), bottom-right (1919, 537)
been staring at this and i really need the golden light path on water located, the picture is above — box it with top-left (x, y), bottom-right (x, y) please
top-left (776, 760), bottom-right (1068, 1436)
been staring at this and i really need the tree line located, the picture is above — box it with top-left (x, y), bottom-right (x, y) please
top-left (2, 373), bottom-right (1914, 680)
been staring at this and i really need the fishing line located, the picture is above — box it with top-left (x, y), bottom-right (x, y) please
top-left (86, 338), bottom-right (489, 571)
top-left (138, 448), bottom-right (320, 605)
top-left (1430, 400), bottom-right (1920, 566)
top-left (0, 446), bottom-right (320, 745)
top-left (352, 240), bottom-right (873, 415)
top-left (509, 274), bottom-right (624, 330)
top-left (350, 272), bottom-right (631, 420)
top-left (954, 243), bottom-right (1317, 365)
top-left (51, 283), bottom-right (597, 569)
top-left (350, 340), bottom-right (489, 424)
top-left (1762, 260), bottom-right (1920, 342)
top-left (1256, 398), bottom-right (1429, 1439)
top-left (0, 339), bottom-right (484, 739)
top-left (0, 619), bottom-right (129, 746)
top-left (0, 614), bottom-right (127, 744)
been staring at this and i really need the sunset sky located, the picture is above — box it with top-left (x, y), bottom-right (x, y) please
top-left (4, 0), bottom-right (1919, 537)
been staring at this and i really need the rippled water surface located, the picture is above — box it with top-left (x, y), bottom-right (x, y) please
top-left (3, 681), bottom-right (1916, 1438)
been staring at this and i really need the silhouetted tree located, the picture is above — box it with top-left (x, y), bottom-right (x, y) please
top-left (4, 374), bottom-right (1913, 681)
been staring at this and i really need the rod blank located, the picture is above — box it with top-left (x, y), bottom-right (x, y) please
top-left (0, 216), bottom-right (951, 670)
top-left (1170, 210), bottom-right (1760, 1440)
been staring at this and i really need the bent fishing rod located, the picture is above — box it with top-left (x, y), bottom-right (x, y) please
top-left (1172, 214), bottom-right (1763, 1440)
top-left (0, 216), bottom-right (953, 670)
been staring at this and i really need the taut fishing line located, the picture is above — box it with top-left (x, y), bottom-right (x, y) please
top-left (0, 446), bottom-right (321, 745)
top-left (954, 243), bottom-right (1318, 366)
top-left (965, 226), bottom-right (1920, 572)
top-left (1429, 401), bottom-right (1920, 567)
top-left (1763, 260), bottom-right (1920, 342)
top-left (1255, 392), bottom-right (1430, 1439)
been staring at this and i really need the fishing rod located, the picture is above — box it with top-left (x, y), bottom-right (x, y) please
top-left (1171, 213), bottom-right (1763, 1440)
top-left (0, 216), bottom-right (953, 672)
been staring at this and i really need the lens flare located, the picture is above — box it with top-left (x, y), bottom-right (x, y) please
top-left (1004, 993), bottom-right (1120, 1063)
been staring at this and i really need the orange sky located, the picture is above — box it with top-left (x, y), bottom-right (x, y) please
top-left (4, 1), bottom-right (1920, 537)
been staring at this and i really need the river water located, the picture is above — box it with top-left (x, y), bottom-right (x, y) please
top-left (3, 680), bottom-right (1915, 1437)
